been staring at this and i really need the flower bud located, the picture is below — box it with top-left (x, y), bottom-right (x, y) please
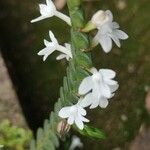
top-left (57, 120), bottom-right (70, 137)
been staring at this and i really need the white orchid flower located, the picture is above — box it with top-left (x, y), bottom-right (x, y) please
top-left (81, 10), bottom-right (113, 32)
top-left (93, 20), bottom-right (128, 53)
top-left (31, 0), bottom-right (71, 25)
top-left (91, 10), bottom-right (128, 53)
top-left (58, 100), bottom-right (89, 130)
top-left (69, 135), bottom-right (83, 150)
top-left (56, 43), bottom-right (71, 61)
top-left (38, 31), bottom-right (72, 61)
top-left (78, 67), bottom-right (119, 109)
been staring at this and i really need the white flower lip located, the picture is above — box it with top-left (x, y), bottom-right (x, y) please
top-left (79, 67), bottom-right (119, 109)
top-left (31, 0), bottom-right (71, 25)
top-left (38, 31), bottom-right (72, 61)
top-left (58, 101), bottom-right (89, 130)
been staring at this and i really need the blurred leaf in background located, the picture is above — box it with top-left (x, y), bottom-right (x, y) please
top-left (0, 120), bottom-right (32, 150)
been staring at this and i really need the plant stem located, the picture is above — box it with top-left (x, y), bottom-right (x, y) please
top-left (30, 0), bottom-right (93, 149)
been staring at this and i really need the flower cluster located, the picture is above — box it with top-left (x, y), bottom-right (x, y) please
top-left (31, 0), bottom-right (72, 62)
top-left (31, 1), bottom-right (128, 131)
top-left (58, 10), bottom-right (128, 130)
top-left (59, 67), bottom-right (118, 129)
top-left (79, 68), bottom-right (119, 109)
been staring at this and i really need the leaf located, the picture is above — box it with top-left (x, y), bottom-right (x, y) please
top-left (48, 131), bottom-right (59, 148)
top-left (37, 128), bottom-right (44, 142)
top-left (75, 125), bottom-right (106, 140)
top-left (30, 140), bottom-right (36, 150)
top-left (54, 99), bottom-right (62, 113)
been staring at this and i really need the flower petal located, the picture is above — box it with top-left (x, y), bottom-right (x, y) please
top-left (56, 54), bottom-right (67, 60)
top-left (105, 79), bottom-right (118, 86)
top-left (75, 117), bottom-right (84, 130)
top-left (38, 47), bottom-right (55, 61)
top-left (49, 31), bottom-right (58, 44)
top-left (38, 48), bottom-right (49, 55)
top-left (58, 107), bottom-right (71, 118)
top-left (109, 83), bottom-right (119, 93)
top-left (67, 116), bottom-right (74, 125)
top-left (112, 22), bottom-right (120, 29)
top-left (81, 116), bottom-right (89, 123)
top-left (100, 83), bottom-right (111, 98)
top-left (78, 76), bottom-right (93, 95)
top-left (99, 98), bottom-right (109, 108)
top-left (105, 10), bottom-right (113, 22)
top-left (99, 69), bottom-right (116, 79)
top-left (90, 67), bottom-right (98, 74)
top-left (44, 39), bottom-right (50, 47)
top-left (39, 4), bottom-right (47, 15)
top-left (43, 54), bottom-right (49, 61)
top-left (99, 34), bottom-right (112, 53)
top-left (79, 93), bottom-right (93, 108)
top-left (46, 0), bottom-right (56, 10)
top-left (114, 30), bottom-right (128, 40)
top-left (31, 16), bottom-right (47, 23)
top-left (78, 107), bottom-right (86, 116)
top-left (89, 98), bottom-right (99, 109)
top-left (109, 33), bottom-right (121, 47)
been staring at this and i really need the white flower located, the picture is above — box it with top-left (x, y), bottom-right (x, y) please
top-left (58, 100), bottom-right (89, 130)
top-left (78, 67), bottom-right (119, 109)
top-left (38, 31), bottom-right (72, 61)
top-left (91, 10), bottom-right (113, 28)
top-left (69, 135), bottom-right (83, 150)
top-left (93, 20), bottom-right (128, 53)
top-left (31, 0), bottom-right (71, 25)
top-left (56, 43), bottom-right (71, 61)
top-left (91, 10), bottom-right (128, 53)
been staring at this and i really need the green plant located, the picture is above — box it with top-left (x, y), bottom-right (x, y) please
top-left (0, 120), bottom-right (32, 150)
top-left (30, 0), bottom-right (128, 149)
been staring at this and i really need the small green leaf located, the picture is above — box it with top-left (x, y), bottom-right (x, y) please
top-left (54, 99), bottom-right (62, 113)
top-left (75, 52), bottom-right (92, 68)
top-left (49, 131), bottom-right (59, 148)
top-left (75, 125), bottom-right (106, 140)
top-left (37, 128), bottom-right (44, 142)
top-left (30, 140), bottom-right (36, 150)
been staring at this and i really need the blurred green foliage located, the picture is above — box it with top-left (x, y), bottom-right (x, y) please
top-left (0, 120), bottom-right (32, 150)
